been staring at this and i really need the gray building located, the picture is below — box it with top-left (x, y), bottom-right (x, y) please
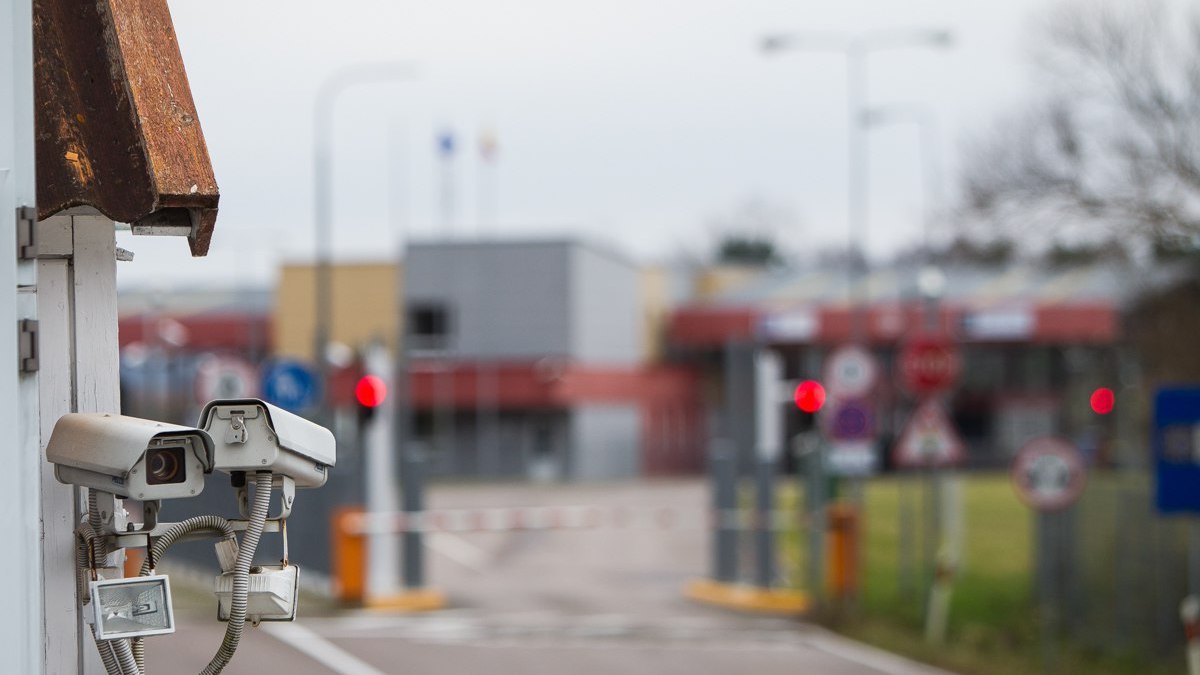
top-left (404, 239), bottom-right (701, 481)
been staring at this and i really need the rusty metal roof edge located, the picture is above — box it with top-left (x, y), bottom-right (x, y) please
top-left (33, 0), bottom-right (218, 257)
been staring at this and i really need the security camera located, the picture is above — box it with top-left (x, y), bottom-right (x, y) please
top-left (197, 399), bottom-right (335, 488)
top-left (46, 413), bottom-right (214, 501)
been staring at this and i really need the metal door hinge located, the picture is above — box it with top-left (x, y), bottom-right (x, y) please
top-left (18, 320), bottom-right (38, 373)
top-left (16, 206), bottom-right (36, 261)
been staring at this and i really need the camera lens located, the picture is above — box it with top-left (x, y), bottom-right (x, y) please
top-left (146, 446), bottom-right (186, 485)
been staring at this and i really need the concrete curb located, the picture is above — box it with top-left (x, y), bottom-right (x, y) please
top-left (800, 625), bottom-right (961, 675)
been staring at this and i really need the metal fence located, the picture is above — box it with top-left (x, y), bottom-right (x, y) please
top-left (1069, 470), bottom-right (1189, 658)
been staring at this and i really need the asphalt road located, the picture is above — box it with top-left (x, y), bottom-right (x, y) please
top-left (142, 479), bottom-right (953, 675)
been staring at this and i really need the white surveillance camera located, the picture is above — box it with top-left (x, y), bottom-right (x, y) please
top-left (197, 399), bottom-right (335, 488)
top-left (47, 413), bottom-right (214, 501)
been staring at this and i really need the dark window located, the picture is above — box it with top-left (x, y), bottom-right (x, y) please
top-left (410, 303), bottom-right (449, 337)
top-left (408, 302), bottom-right (452, 349)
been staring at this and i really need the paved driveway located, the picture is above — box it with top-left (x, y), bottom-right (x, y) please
top-left (144, 479), bottom-right (953, 675)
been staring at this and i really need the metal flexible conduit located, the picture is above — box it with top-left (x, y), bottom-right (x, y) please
top-left (86, 492), bottom-right (128, 675)
top-left (139, 516), bottom-right (236, 575)
top-left (131, 515), bottom-right (237, 673)
top-left (112, 640), bottom-right (140, 675)
top-left (74, 523), bottom-right (97, 604)
top-left (201, 472), bottom-right (273, 675)
top-left (76, 522), bottom-right (124, 675)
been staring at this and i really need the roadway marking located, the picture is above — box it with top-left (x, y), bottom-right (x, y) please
top-left (264, 621), bottom-right (389, 675)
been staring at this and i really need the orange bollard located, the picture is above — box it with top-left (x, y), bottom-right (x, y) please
top-left (331, 506), bottom-right (367, 605)
top-left (826, 504), bottom-right (860, 599)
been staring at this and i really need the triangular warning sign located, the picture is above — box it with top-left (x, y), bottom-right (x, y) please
top-left (893, 399), bottom-right (965, 468)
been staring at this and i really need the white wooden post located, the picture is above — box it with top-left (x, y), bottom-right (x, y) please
top-left (1, 1), bottom-right (45, 672)
top-left (38, 213), bottom-right (121, 675)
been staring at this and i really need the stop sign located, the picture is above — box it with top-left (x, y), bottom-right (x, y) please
top-left (898, 334), bottom-right (961, 395)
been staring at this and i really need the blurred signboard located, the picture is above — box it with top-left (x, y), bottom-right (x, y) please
top-left (828, 441), bottom-right (877, 477)
top-left (1011, 436), bottom-right (1087, 511)
top-left (1153, 387), bottom-right (1200, 514)
top-left (960, 307), bottom-right (1033, 340)
top-left (758, 311), bottom-right (818, 341)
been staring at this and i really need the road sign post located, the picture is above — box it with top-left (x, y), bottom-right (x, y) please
top-left (892, 399), bottom-right (965, 643)
top-left (894, 331), bottom-right (962, 630)
top-left (821, 344), bottom-right (881, 609)
top-left (823, 345), bottom-right (881, 478)
top-left (794, 432), bottom-right (826, 609)
top-left (1011, 436), bottom-right (1087, 675)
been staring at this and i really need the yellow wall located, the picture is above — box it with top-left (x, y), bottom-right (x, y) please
top-left (692, 265), bottom-right (762, 299)
top-left (640, 267), bottom-right (669, 363)
top-left (273, 262), bottom-right (401, 361)
top-left (639, 264), bottom-right (766, 363)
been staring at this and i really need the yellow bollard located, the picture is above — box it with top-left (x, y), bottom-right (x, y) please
top-left (827, 504), bottom-right (860, 599)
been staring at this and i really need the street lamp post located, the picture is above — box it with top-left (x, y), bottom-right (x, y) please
top-left (761, 28), bottom-right (952, 608)
top-left (312, 62), bottom-right (415, 418)
top-left (761, 29), bottom-right (951, 341)
top-left (862, 106), bottom-right (943, 259)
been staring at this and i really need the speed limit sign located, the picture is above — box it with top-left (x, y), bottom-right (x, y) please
top-left (1011, 437), bottom-right (1087, 511)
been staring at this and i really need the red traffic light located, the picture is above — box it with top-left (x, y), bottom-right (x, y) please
top-left (355, 375), bottom-right (388, 408)
top-left (1090, 387), bottom-right (1114, 415)
top-left (794, 380), bottom-right (826, 414)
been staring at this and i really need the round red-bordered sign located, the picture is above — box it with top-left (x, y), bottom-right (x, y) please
top-left (824, 345), bottom-right (879, 398)
top-left (897, 334), bottom-right (961, 395)
top-left (194, 354), bottom-right (259, 404)
top-left (1010, 437), bottom-right (1087, 511)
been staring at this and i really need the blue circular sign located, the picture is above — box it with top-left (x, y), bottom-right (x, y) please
top-left (825, 399), bottom-right (876, 442)
top-left (261, 360), bottom-right (319, 412)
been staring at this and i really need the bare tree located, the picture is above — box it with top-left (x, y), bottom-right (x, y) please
top-left (960, 0), bottom-right (1200, 249)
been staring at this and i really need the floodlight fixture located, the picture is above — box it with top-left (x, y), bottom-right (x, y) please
top-left (90, 575), bottom-right (175, 641)
top-left (215, 564), bottom-right (299, 623)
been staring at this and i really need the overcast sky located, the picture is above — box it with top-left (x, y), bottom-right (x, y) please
top-left (115, 0), bottom-right (1045, 289)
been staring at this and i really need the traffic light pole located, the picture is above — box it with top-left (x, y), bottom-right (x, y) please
top-left (362, 342), bottom-right (402, 600)
top-left (796, 432), bottom-right (827, 610)
top-left (401, 445), bottom-right (426, 589)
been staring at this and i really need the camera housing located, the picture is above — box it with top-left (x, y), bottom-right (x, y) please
top-left (197, 399), bottom-right (335, 488)
top-left (46, 413), bottom-right (214, 500)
